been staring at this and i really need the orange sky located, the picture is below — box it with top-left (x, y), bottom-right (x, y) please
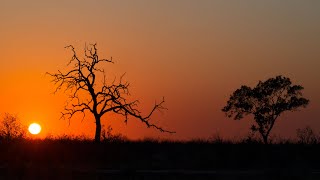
top-left (0, 1), bottom-right (319, 140)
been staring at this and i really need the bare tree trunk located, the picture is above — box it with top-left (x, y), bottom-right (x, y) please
top-left (95, 116), bottom-right (101, 143)
top-left (49, 44), bottom-right (173, 142)
top-left (262, 135), bottom-right (268, 144)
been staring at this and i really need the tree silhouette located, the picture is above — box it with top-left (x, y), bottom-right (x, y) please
top-left (222, 76), bottom-right (309, 144)
top-left (48, 44), bottom-right (174, 142)
top-left (296, 126), bottom-right (317, 144)
top-left (0, 113), bottom-right (26, 140)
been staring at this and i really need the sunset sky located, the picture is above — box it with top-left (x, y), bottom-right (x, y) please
top-left (0, 1), bottom-right (319, 140)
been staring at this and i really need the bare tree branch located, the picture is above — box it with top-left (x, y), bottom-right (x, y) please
top-left (48, 44), bottom-right (174, 142)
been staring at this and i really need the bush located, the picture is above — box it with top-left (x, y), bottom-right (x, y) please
top-left (101, 125), bottom-right (128, 143)
top-left (0, 113), bottom-right (26, 141)
top-left (296, 126), bottom-right (318, 144)
top-left (209, 133), bottom-right (225, 144)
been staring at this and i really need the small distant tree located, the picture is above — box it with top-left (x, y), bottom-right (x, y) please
top-left (296, 126), bottom-right (317, 144)
top-left (48, 44), bottom-right (174, 142)
top-left (0, 113), bottom-right (26, 140)
top-left (222, 76), bottom-right (309, 144)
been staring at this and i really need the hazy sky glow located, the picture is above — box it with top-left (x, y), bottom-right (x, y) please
top-left (0, 1), bottom-right (319, 140)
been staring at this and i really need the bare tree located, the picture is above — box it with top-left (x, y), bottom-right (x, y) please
top-left (222, 76), bottom-right (309, 144)
top-left (48, 44), bottom-right (174, 142)
top-left (0, 113), bottom-right (26, 140)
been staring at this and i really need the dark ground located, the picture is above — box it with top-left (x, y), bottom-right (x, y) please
top-left (0, 139), bottom-right (319, 179)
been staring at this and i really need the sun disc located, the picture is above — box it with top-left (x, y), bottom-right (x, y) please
top-left (28, 123), bottom-right (41, 135)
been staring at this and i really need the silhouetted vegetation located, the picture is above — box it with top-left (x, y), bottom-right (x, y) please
top-left (0, 117), bottom-right (318, 179)
top-left (47, 44), bottom-right (174, 142)
top-left (0, 113), bottom-right (26, 141)
top-left (0, 72), bottom-right (314, 179)
top-left (0, 136), bottom-right (320, 179)
top-left (101, 125), bottom-right (128, 143)
top-left (222, 75), bottom-right (309, 144)
top-left (296, 126), bottom-right (319, 144)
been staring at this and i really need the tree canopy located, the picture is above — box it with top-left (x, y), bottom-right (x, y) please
top-left (222, 75), bottom-right (309, 144)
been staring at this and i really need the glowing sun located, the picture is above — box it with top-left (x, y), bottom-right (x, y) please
top-left (28, 123), bottom-right (41, 135)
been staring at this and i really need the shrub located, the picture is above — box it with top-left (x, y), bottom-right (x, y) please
top-left (101, 125), bottom-right (128, 143)
top-left (0, 113), bottom-right (26, 141)
top-left (296, 126), bottom-right (318, 144)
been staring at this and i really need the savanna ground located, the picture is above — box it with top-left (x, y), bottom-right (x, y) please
top-left (1, 132), bottom-right (320, 180)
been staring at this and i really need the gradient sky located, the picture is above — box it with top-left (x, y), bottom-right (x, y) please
top-left (0, 0), bottom-right (319, 140)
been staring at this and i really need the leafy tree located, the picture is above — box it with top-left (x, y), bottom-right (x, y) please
top-left (48, 44), bottom-right (174, 142)
top-left (0, 113), bottom-right (26, 140)
top-left (222, 76), bottom-right (309, 144)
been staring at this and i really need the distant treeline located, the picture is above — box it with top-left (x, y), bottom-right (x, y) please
top-left (0, 113), bottom-right (319, 144)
